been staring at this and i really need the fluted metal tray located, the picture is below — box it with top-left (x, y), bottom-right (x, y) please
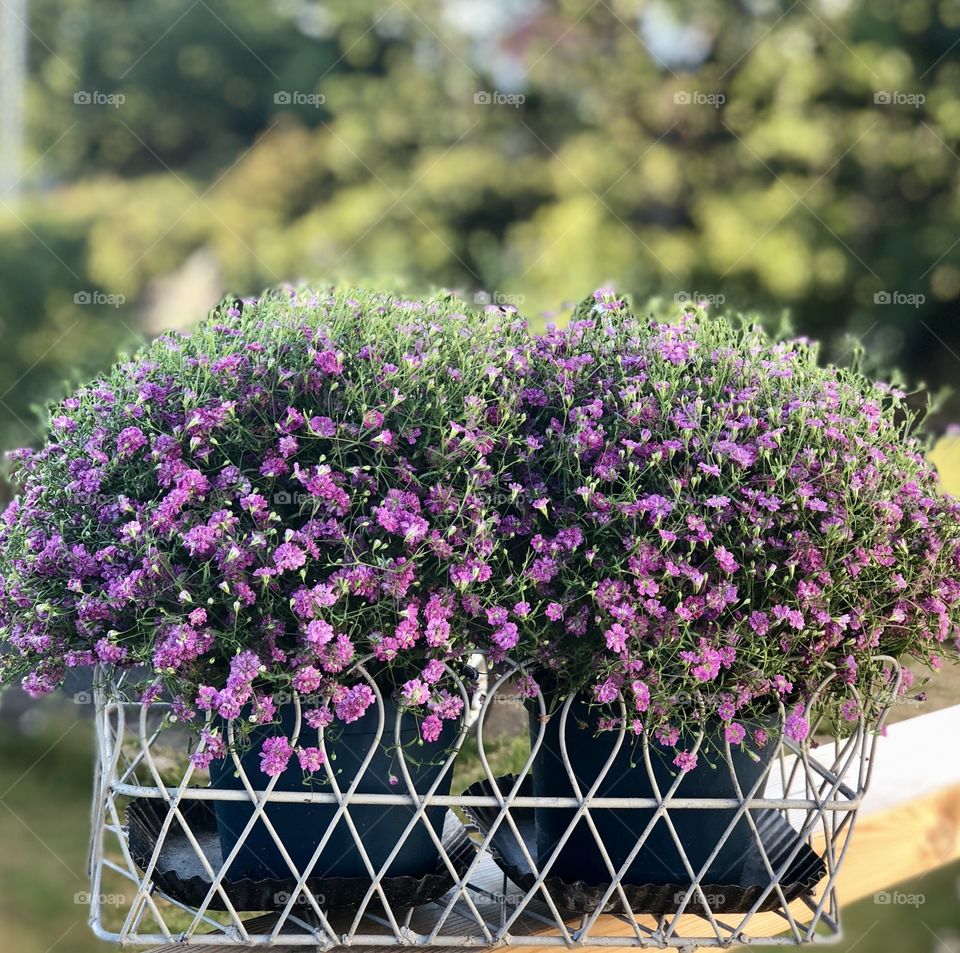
top-left (126, 797), bottom-right (475, 912)
top-left (461, 774), bottom-right (827, 915)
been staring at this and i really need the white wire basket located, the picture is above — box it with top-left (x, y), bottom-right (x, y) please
top-left (87, 656), bottom-right (900, 949)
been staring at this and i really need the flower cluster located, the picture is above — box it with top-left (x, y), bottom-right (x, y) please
top-left (0, 288), bottom-right (534, 772)
top-left (480, 292), bottom-right (960, 769)
top-left (2, 285), bottom-right (959, 775)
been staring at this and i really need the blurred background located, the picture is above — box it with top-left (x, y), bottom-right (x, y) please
top-left (1, 0), bottom-right (959, 950)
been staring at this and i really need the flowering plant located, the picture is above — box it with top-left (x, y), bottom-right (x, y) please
top-left (3, 285), bottom-right (958, 777)
top-left (489, 291), bottom-right (960, 770)
top-left (0, 288), bottom-right (532, 775)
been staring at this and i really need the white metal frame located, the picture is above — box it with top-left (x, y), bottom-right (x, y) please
top-left (87, 655), bottom-right (900, 948)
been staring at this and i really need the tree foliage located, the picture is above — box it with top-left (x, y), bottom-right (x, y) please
top-left (3, 0), bottom-right (960, 453)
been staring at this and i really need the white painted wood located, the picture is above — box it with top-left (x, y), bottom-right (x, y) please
top-left (857, 704), bottom-right (960, 816)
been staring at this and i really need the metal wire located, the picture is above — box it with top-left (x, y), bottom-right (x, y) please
top-left (86, 654), bottom-right (900, 948)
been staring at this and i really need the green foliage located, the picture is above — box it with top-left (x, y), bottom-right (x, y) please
top-left (25, 0), bottom-right (344, 179)
top-left (4, 0), bottom-right (960, 470)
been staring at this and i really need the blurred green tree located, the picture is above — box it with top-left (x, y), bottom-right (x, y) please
top-left (3, 0), bottom-right (960, 464)
top-left (25, 0), bottom-right (345, 177)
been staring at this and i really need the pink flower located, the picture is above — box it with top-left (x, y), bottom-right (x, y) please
top-left (715, 546), bottom-right (739, 574)
top-left (304, 706), bottom-right (333, 729)
top-left (631, 679), bottom-right (651, 713)
top-left (840, 699), bottom-right (860, 722)
top-left (605, 623), bottom-right (630, 654)
top-left (401, 678), bottom-right (430, 706)
top-left (594, 676), bottom-right (620, 704)
top-left (785, 707), bottom-right (810, 742)
top-left (421, 714), bottom-right (443, 743)
top-left (273, 542), bottom-right (307, 573)
top-left (673, 750), bottom-right (698, 772)
top-left (717, 700), bottom-right (736, 721)
top-left (296, 746), bottom-right (326, 773)
top-left (724, 722), bottom-right (747, 745)
top-left (304, 619), bottom-right (335, 647)
top-left (335, 684), bottom-right (376, 723)
top-left (749, 611), bottom-right (770, 635)
top-left (292, 665), bottom-right (322, 694)
top-left (260, 736), bottom-right (293, 777)
top-left (492, 622), bottom-right (519, 649)
top-left (190, 727), bottom-right (227, 770)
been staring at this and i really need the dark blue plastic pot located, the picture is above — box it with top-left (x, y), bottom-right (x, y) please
top-left (210, 699), bottom-right (459, 881)
top-left (530, 700), bottom-right (778, 885)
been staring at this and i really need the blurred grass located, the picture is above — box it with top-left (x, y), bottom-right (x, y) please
top-left (751, 861), bottom-right (960, 953)
top-left (0, 706), bottom-right (106, 953)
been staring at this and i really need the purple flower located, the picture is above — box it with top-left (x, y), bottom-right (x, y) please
top-left (715, 546), bottom-right (739, 574)
top-left (545, 602), bottom-right (564, 621)
top-left (492, 622), bottom-right (519, 649)
top-left (785, 707), bottom-right (810, 743)
top-left (273, 542), bottom-right (307, 573)
top-left (94, 638), bottom-right (128, 664)
top-left (749, 611), bottom-right (770, 636)
top-left (297, 746), bottom-right (326, 773)
top-left (191, 728), bottom-right (227, 770)
top-left (594, 676), bottom-right (620, 704)
top-left (2, 286), bottom-right (958, 776)
top-left (305, 706), bottom-right (334, 730)
top-left (117, 427), bottom-right (148, 458)
top-left (631, 679), bottom-right (650, 713)
top-left (335, 684), bottom-right (376, 723)
top-left (304, 619), bottom-right (335, 647)
top-left (260, 736), bottom-right (293, 777)
top-left (420, 714), bottom-right (444, 743)
top-left (292, 665), bottom-right (322, 694)
top-left (724, 722), bottom-right (747, 745)
top-left (401, 678), bottom-right (430, 706)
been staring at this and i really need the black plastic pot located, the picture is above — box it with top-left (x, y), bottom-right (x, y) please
top-left (529, 700), bottom-right (778, 885)
top-left (210, 699), bottom-right (459, 881)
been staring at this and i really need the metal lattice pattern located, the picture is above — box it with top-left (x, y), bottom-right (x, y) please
top-left (87, 656), bottom-right (899, 948)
